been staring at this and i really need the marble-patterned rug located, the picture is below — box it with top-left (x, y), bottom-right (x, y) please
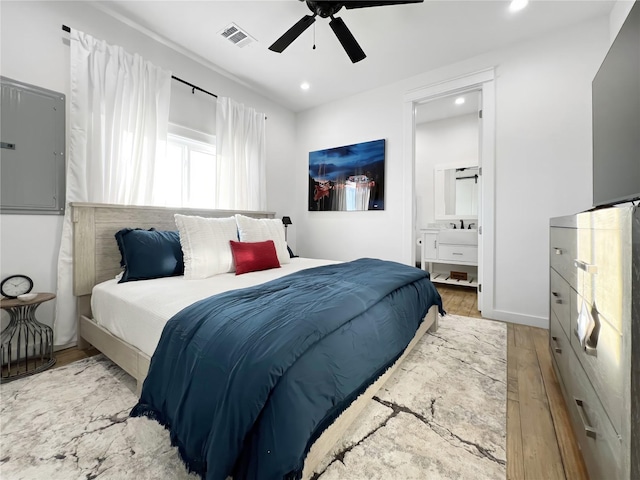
top-left (0, 314), bottom-right (506, 480)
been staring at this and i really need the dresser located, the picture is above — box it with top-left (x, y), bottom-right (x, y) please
top-left (549, 206), bottom-right (639, 479)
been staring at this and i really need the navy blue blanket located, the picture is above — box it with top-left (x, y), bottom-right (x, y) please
top-left (130, 258), bottom-right (443, 480)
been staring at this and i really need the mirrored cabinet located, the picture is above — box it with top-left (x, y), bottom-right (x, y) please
top-left (434, 162), bottom-right (479, 220)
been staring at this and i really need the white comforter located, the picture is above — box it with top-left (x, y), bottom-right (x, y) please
top-left (91, 257), bottom-right (339, 357)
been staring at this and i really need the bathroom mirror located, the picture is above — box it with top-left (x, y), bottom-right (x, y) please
top-left (434, 162), bottom-right (479, 221)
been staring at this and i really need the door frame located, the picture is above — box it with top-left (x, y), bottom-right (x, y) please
top-left (402, 68), bottom-right (495, 315)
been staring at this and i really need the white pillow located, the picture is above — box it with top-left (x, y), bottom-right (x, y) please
top-left (235, 214), bottom-right (290, 265)
top-left (174, 214), bottom-right (238, 279)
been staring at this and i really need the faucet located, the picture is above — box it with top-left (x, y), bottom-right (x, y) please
top-left (460, 219), bottom-right (464, 229)
top-left (449, 222), bottom-right (457, 229)
top-left (468, 222), bottom-right (476, 230)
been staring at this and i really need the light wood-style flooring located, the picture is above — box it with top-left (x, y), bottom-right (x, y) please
top-left (53, 283), bottom-right (588, 479)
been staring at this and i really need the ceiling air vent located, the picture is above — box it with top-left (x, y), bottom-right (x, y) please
top-left (219, 23), bottom-right (255, 48)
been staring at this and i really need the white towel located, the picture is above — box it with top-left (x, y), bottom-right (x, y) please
top-left (576, 298), bottom-right (595, 347)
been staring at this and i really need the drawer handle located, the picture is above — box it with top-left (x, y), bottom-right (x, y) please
top-left (573, 329), bottom-right (598, 357)
top-left (551, 336), bottom-right (562, 354)
top-left (574, 398), bottom-right (597, 439)
top-left (574, 260), bottom-right (598, 274)
top-left (452, 252), bottom-right (463, 256)
top-left (554, 247), bottom-right (563, 255)
top-left (584, 343), bottom-right (598, 357)
top-left (551, 291), bottom-right (563, 304)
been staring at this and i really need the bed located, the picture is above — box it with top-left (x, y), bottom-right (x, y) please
top-left (71, 202), bottom-right (443, 480)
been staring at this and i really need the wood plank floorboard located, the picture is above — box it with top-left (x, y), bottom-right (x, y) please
top-left (50, 284), bottom-right (587, 479)
top-left (54, 345), bottom-right (100, 368)
top-left (514, 324), bottom-right (536, 352)
top-left (531, 328), bottom-right (589, 480)
top-left (507, 398), bottom-right (526, 480)
top-left (507, 326), bottom-right (520, 402)
top-left (514, 336), bottom-right (565, 479)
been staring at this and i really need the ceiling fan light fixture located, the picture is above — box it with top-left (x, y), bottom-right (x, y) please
top-left (269, 0), bottom-right (423, 63)
top-left (329, 16), bottom-right (366, 63)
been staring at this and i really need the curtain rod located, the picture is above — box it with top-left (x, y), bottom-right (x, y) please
top-left (61, 24), bottom-right (217, 99)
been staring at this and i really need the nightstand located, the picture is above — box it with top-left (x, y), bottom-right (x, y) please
top-left (1, 293), bottom-right (56, 382)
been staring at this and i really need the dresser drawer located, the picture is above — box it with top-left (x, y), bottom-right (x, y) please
top-left (550, 269), bottom-right (570, 336)
top-left (566, 352), bottom-right (621, 480)
top-left (550, 227), bottom-right (577, 287)
top-left (570, 291), bottom-right (623, 435)
top-left (437, 244), bottom-right (477, 264)
top-left (574, 227), bottom-right (628, 335)
top-left (549, 312), bottom-right (570, 385)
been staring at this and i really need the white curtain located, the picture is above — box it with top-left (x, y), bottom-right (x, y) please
top-left (215, 97), bottom-right (266, 210)
top-left (54, 30), bottom-right (171, 346)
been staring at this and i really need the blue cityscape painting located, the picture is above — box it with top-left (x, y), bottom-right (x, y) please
top-left (308, 139), bottom-right (385, 211)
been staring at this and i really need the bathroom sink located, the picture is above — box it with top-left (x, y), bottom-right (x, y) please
top-left (438, 229), bottom-right (478, 245)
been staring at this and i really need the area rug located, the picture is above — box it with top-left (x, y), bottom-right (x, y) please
top-left (0, 314), bottom-right (506, 480)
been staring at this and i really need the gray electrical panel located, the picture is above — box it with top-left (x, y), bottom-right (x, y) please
top-left (1, 76), bottom-right (65, 215)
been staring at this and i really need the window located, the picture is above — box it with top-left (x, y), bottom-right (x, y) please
top-left (156, 125), bottom-right (216, 208)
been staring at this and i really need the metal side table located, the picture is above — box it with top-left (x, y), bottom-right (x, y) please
top-left (1, 293), bottom-right (56, 382)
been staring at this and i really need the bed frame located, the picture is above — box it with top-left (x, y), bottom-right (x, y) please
top-left (71, 201), bottom-right (439, 478)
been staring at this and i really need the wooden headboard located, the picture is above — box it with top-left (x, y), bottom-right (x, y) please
top-left (71, 202), bottom-right (275, 297)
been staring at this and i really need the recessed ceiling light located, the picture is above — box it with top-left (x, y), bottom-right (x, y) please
top-left (509, 0), bottom-right (528, 13)
top-left (300, 82), bottom-right (310, 91)
top-left (455, 97), bottom-right (465, 105)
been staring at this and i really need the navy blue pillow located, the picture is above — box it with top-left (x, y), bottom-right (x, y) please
top-left (115, 228), bottom-right (184, 283)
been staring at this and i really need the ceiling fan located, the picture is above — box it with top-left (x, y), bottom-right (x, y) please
top-left (268, 1), bottom-right (424, 63)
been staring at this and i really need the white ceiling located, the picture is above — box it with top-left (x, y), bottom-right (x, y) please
top-left (96, 0), bottom-right (614, 113)
top-left (415, 90), bottom-right (480, 124)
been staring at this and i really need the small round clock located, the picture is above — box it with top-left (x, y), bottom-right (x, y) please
top-left (1, 275), bottom-right (34, 299)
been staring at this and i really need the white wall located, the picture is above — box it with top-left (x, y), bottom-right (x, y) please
top-left (0, 1), bottom-right (296, 340)
top-left (295, 17), bottom-right (610, 327)
top-left (294, 86), bottom-right (407, 262)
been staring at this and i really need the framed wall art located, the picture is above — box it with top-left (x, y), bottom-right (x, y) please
top-left (308, 138), bottom-right (385, 211)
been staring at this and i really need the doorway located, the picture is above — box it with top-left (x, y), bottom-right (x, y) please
top-left (402, 69), bottom-right (495, 316)
top-left (415, 91), bottom-right (482, 305)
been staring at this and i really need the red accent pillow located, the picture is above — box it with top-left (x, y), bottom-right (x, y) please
top-left (230, 240), bottom-right (281, 275)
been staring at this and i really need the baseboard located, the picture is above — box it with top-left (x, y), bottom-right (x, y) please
top-left (482, 308), bottom-right (548, 329)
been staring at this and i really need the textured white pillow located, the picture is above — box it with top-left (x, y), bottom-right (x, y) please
top-left (174, 214), bottom-right (238, 279)
top-left (235, 214), bottom-right (290, 265)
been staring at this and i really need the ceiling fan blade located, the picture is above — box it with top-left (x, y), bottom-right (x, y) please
top-left (344, 0), bottom-right (424, 9)
top-left (269, 15), bottom-right (316, 53)
top-left (329, 16), bottom-right (366, 63)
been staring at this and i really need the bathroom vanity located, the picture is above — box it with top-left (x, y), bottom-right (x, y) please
top-left (418, 161), bottom-right (479, 288)
top-left (420, 227), bottom-right (478, 287)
